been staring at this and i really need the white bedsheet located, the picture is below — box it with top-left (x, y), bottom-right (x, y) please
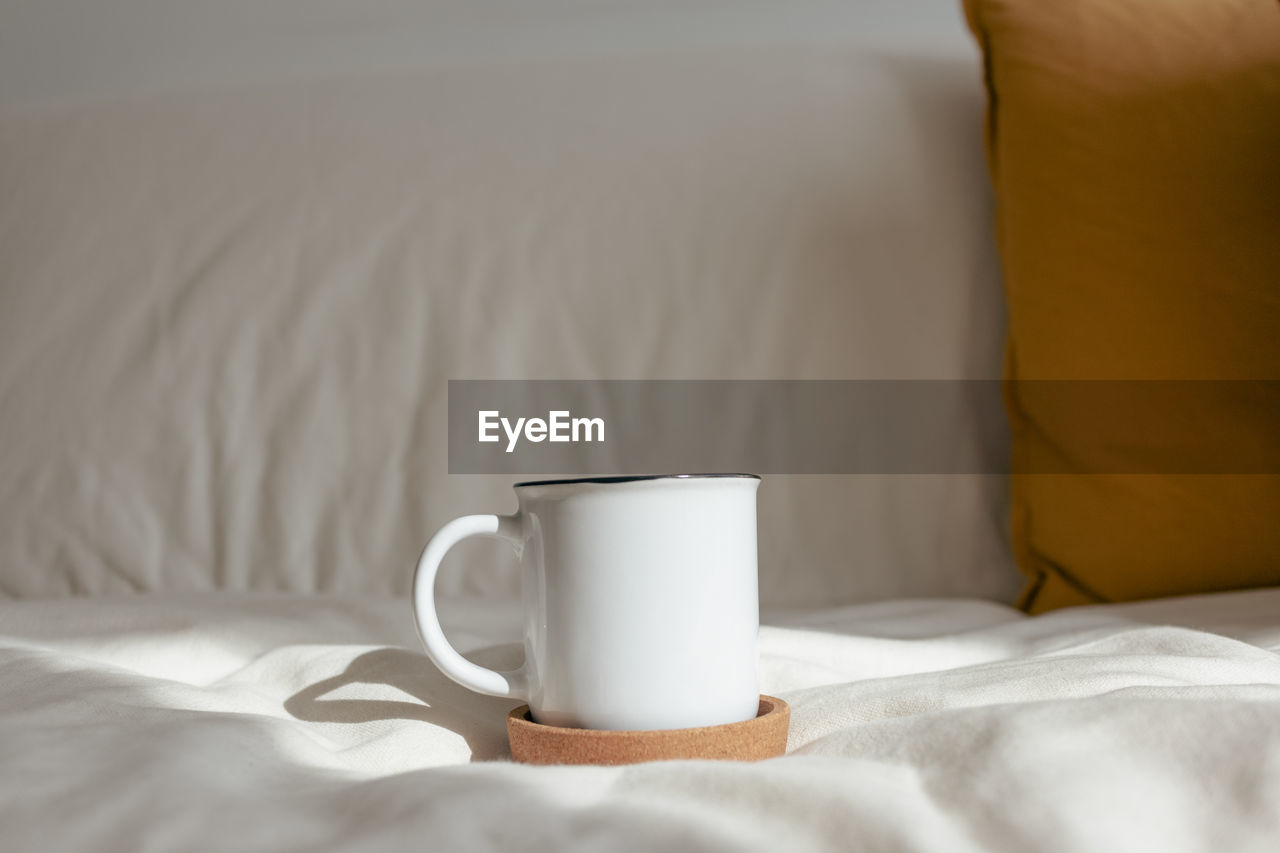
top-left (3, 590), bottom-right (1279, 851)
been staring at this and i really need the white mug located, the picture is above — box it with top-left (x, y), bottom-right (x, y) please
top-left (412, 474), bottom-right (761, 731)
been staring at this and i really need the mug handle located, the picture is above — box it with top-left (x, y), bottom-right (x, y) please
top-left (412, 514), bottom-right (528, 700)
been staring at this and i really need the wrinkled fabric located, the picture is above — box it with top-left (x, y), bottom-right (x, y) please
top-left (0, 19), bottom-right (1015, 607)
top-left (2, 590), bottom-right (1278, 851)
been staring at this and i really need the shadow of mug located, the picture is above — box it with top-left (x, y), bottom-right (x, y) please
top-left (283, 645), bottom-right (524, 762)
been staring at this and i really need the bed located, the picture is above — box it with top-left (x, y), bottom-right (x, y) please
top-left (3, 1), bottom-right (1278, 849)
top-left (4, 589), bottom-right (1279, 850)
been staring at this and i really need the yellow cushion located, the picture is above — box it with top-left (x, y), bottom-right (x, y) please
top-left (964, 0), bottom-right (1280, 612)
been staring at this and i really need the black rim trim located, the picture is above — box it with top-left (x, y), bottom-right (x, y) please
top-left (514, 473), bottom-right (760, 488)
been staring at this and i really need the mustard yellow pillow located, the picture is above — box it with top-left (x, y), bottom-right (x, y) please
top-left (964, 0), bottom-right (1280, 612)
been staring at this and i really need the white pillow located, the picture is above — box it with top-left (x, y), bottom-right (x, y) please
top-left (0, 23), bottom-right (1017, 603)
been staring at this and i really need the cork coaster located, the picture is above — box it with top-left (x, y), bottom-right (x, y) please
top-left (507, 696), bottom-right (789, 765)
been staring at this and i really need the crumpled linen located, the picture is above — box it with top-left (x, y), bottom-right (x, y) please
top-left (1, 589), bottom-right (1278, 851)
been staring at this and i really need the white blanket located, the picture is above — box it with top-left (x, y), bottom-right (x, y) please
top-left (3, 590), bottom-right (1279, 851)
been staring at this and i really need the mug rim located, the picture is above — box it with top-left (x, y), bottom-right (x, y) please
top-left (514, 473), bottom-right (760, 489)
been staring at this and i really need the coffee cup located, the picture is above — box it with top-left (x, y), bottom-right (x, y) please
top-left (412, 474), bottom-right (761, 731)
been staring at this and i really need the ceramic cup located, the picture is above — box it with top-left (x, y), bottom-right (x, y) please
top-left (412, 474), bottom-right (761, 731)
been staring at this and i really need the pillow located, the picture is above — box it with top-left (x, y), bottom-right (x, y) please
top-left (0, 25), bottom-right (1019, 604)
top-left (964, 0), bottom-right (1280, 612)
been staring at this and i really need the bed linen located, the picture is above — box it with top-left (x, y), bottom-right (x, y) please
top-left (2, 589), bottom-right (1278, 851)
top-left (0, 5), bottom-right (1016, 609)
